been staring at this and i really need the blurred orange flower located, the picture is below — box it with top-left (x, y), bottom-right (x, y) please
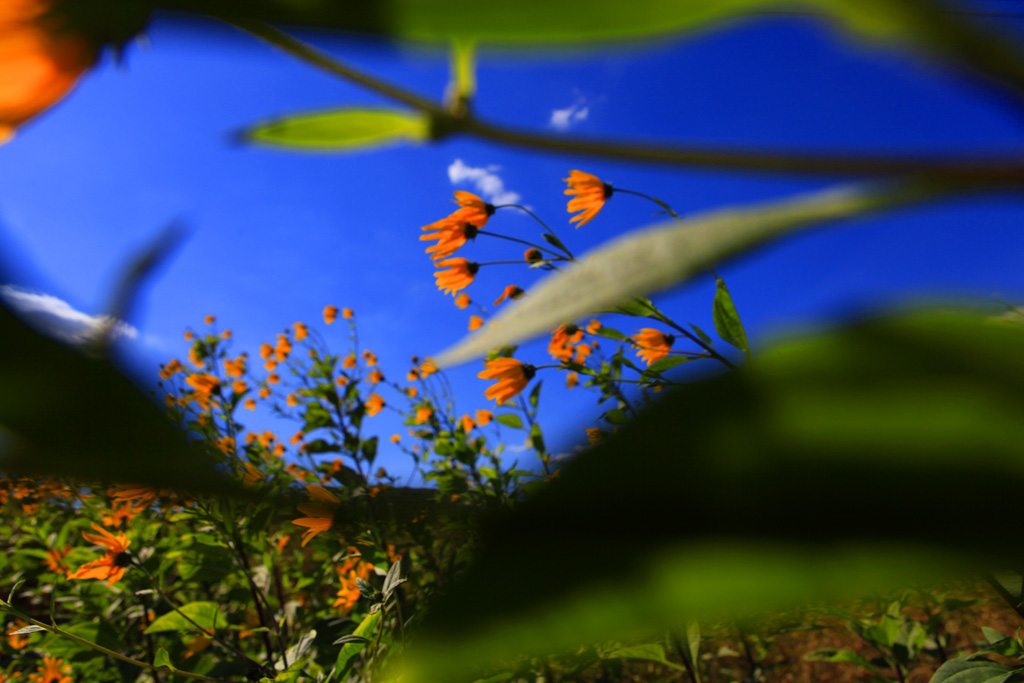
top-left (478, 358), bottom-right (534, 404)
top-left (68, 523), bottom-right (131, 587)
top-left (0, 1), bottom-right (101, 144)
top-left (474, 409), bottom-right (493, 426)
top-left (420, 219), bottom-right (478, 260)
top-left (292, 484), bottom-right (339, 547)
top-left (493, 285), bottom-right (523, 306)
top-left (323, 306), bottom-right (338, 324)
top-left (366, 393), bottom-right (384, 416)
top-left (468, 315), bottom-right (483, 331)
top-left (564, 170), bottom-right (612, 227)
top-left (342, 307), bottom-right (353, 319)
top-left (293, 322), bottom-right (308, 341)
top-left (631, 328), bottom-right (674, 366)
top-left (524, 248), bottom-right (542, 263)
top-left (566, 371), bottom-right (579, 389)
top-left (454, 292), bottom-right (471, 309)
top-left (414, 407), bottom-right (433, 424)
top-left (28, 656), bottom-right (72, 683)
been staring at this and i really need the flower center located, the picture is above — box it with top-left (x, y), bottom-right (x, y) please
top-left (114, 551), bottom-right (133, 568)
top-left (602, 183), bottom-right (613, 199)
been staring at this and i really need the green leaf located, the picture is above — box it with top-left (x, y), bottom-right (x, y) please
top-left (0, 300), bottom-right (246, 498)
top-left (495, 414), bottom-right (523, 429)
top-left (335, 611), bottom-right (381, 677)
top-left (436, 180), bottom-right (942, 367)
top-left (641, 356), bottom-right (693, 379)
top-left (154, 648), bottom-right (174, 670)
top-left (594, 326), bottom-right (629, 342)
top-left (930, 657), bottom-right (1020, 683)
top-left (145, 602), bottom-right (224, 634)
top-left (41, 621), bottom-right (122, 660)
top-left (690, 323), bottom-right (714, 347)
top-left (602, 643), bottom-right (685, 671)
top-left (405, 312), bottom-right (1024, 681)
top-left (712, 278), bottom-right (749, 356)
top-left (245, 108), bottom-right (430, 152)
top-left (805, 649), bottom-right (880, 674)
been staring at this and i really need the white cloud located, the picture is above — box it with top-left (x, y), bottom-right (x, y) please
top-left (549, 100), bottom-right (589, 131)
top-left (0, 285), bottom-right (137, 345)
top-left (447, 159), bottom-right (522, 206)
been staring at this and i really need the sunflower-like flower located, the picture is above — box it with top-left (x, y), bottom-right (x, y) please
top-left (68, 523), bottom-right (132, 587)
top-left (292, 484), bottom-right (340, 547)
top-left (420, 220), bottom-right (479, 260)
top-left (631, 328), bottom-right (674, 366)
top-left (28, 655), bottom-right (72, 683)
top-left (564, 170), bottom-right (612, 227)
top-left (434, 258), bottom-right (479, 296)
top-left (478, 358), bottom-right (535, 404)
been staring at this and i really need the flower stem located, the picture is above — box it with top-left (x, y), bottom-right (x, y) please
top-left (493, 204), bottom-right (575, 259)
top-left (476, 230), bottom-right (563, 259)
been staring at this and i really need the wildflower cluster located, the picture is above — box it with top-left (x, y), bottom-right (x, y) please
top-left (418, 171), bottom-right (748, 443)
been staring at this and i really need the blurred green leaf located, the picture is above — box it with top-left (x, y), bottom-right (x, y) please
top-left (641, 356), bottom-right (694, 379)
top-left (145, 602), bottom-right (224, 634)
top-left (0, 302), bottom-right (246, 498)
top-left (712, 278), bottom-right (749, 357)
top-left (244, 108), bottom-right (430, 152)
top-left (406, 311), bottom-right (1024, 681)
top-left (805, 649), bottom-right (880, 674)
top-left (437, 181), bottom-right (941, 367)
top-left (495, 414), bottom-right (523, 429)
top-left (335, 611), bottom-right (380, 676)
top-left (602, 643), bottom-right (685, 671)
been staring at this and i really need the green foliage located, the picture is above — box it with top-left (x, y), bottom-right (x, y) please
top-left (245, 108), bottom-right (430, 152)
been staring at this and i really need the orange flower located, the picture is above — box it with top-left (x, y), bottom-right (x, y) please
top-left (292, 484), bottom-right (339, 547)
top-left (414, 407), bottom-right (433, 424)
top-left (293, 322), bottom-right (308, 341)
top-left (184, 330), bottom-right (194, 341)
top-left (420, 358), bottom-right (438, 378)
top-left (68, 523), bottom-right (132, 587)
top-left (258, 387), bottom-right (271, 399)
top-left (224, 356), bottom-right (245, 377)
top-left (434, 258), bottom-right (478, 295)
top-left (220, 329), bottom-right (232, 339)
top-left (475, 409), bottom-right (493, 426)
top-left (243, 398), bottom-right (256, 411)
top-left (566, 371), bottom-right (579, 389)
top-left (454, 292), bottom-right (471, 309)
top-left (203, 315), bottom-right (215, 325)
top-left (0, 2), bottom-right (99, 144)
top-left (524, 248), bottom-right (542, 263)
top-left (333, 548), bottom-right (375, 614)
top-left (420, 219), bottom-right (479, 260)
top-left (367, 369), bottom-right (383, 384)
top-left (586, 427), bottom-right (608, 444)
top-left (185, 373), bottom-right (220, 409)
top-left (342, 354), bottom-right (356, 369)
top-left (286, 392), bottom-right (298, 406)
top-left (268, 373), bottom-right (280, 384)
top-left (366, 393), bottom-right (384, 416)
top-left (264, 359), bottom-right (277, 372)
top-left (586, 319), bottom-right (602, 335)
top-left (468, 315), bottom-right (483, 331)
top-left (28, 656), bottom-right (72, 683)
top-left (44, 545), bottom-right (71, 576)
top-left (549, 324), bottom-right (584, 363)
top-left (342, 307), bottom-right (353, 319)
top-left (478, 358), bottom-right (535, 404)
top-left (159, 358), bottom-right (183, 381)
top-left (336, 375), bottom-right (350, 387)
top-left (631, 328), bottom-right (674, 366)
top-left (460, 414), bottom-right (476, 432)
top-left (493, 285), bottom-right (523, 306)
top-left (233, 380), bottom-right (247, 395)
top-left (323, 306), bottom-right (338, 324)
top-left (390, 434), bottom-right (401, 443)
top-left (564, 170), bottom-right (612, 227)
top-left (362, 350), bottom-right (377, 366)
top-left (259, 343), bottom-right (273, 359)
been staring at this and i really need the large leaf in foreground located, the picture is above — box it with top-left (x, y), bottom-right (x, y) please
top-left (244, 108), bottom-right (430, 152)
top-left (436, 180), bottom-right (940, 367)
top-left (404, 312), bottom-right (1024, 681)
top-left (0, 301), bottom-right (244, 497)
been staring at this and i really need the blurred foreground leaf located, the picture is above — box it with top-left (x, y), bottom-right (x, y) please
top-left (244, 108), bottom-right (430, 152)
top-left (437, 180), bottom-right (941, 367)
top-left (406, 311), bottom-right (1024, 681)
top-left (0, 300), bottom-right (245, 497)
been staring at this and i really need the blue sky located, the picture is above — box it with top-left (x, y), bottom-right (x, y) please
top-left (3, 9), bottom-right (1024, 474)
